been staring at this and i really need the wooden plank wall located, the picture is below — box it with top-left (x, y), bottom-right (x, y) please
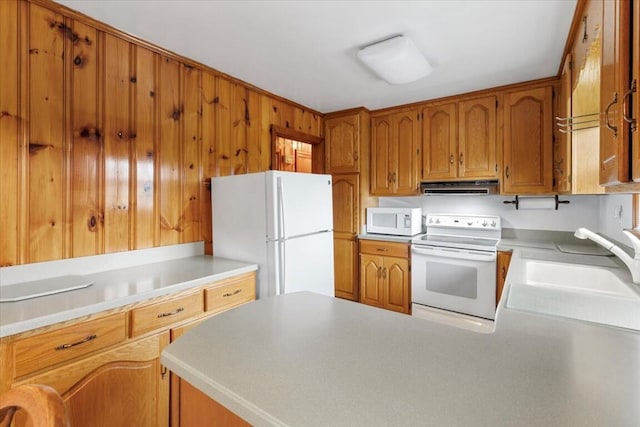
top-left (0, 0), bottom-right (323, 266)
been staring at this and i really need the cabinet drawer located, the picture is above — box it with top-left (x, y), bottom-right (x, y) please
top-left (204, 274), bottom-right (256, 314)
top-left (130, 292), bottom-right (203, 337)
top-left (359, 240), bottom-right (409, 258)
top-left (13, 312), bottom-right (127, 378)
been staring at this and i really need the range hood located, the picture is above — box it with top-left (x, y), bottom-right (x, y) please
top-left (420, 180), bottom-right (499, 195)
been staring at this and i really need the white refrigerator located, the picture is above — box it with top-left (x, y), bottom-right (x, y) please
top-left (211, 171), bottom-right (335, 299)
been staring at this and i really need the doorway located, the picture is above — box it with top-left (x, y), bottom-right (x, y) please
top-left (271, 125), bottom-right (324, 173)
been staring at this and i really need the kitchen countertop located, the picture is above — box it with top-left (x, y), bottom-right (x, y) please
top-left (162, 289), bottom-right (640, 426)
top-left (357, 232), bottom-right (416, 243)
top-left (0, 253), bottom-right (257, 337)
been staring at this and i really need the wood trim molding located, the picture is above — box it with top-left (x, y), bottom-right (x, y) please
top-left (370, 76), bottom-right (560, 116)
top-left (270, 125), bottom-right (323, 146)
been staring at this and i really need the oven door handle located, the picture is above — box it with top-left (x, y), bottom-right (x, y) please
top-left (411, 246), bottom-right (496, 262)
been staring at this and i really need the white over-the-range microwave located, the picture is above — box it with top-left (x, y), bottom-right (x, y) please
top-left (366, 207), bottom-right (423, 236)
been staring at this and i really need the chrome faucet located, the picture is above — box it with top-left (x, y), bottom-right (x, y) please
top-left (574, 227), bottom-right (640, 284)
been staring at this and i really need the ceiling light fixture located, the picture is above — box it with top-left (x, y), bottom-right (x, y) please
top-left (357, 35), bottom-right (432, 85)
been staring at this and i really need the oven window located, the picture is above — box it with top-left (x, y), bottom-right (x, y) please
top-left (425, 261), bottom-right (478, 299)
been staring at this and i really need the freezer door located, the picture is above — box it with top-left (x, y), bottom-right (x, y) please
top-left (266, 171), bottom-right (333, 240)
top-left (281, 231), bottom-right (335, 297)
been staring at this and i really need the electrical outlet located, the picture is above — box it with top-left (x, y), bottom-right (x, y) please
top-left (614, 205), bottom-right (623, 219)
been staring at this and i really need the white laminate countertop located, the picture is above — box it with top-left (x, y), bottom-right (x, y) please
top-left (357, 232), bottom-right (416, 243)
top-left (162, 291), bottom-right (640, 427)
top-left (0, 255), bottom-right (257, 337)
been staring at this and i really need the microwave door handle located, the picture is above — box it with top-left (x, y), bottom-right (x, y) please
top-left (412, 246), bottom-right (496, 262)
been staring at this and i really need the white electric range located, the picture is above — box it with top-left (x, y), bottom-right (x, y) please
top-left (411, 213), bottom-right (501, 331)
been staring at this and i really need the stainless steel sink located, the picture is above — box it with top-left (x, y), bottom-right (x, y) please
top-left (506, 257), bottom-right (640, 331)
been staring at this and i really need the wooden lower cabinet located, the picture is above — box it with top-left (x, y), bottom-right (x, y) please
top-left (0, 271), bottom-right (256, 427)
top-left (496, 251), bottom-right (513, 306)
top-left (173, 378), bottom-right (249, 427)
top-left (13, 332), bottom-right (169, 427)
top-left (334, 237), bottom-right (358, 300)
top-left (359, 240), bottom-right (410, 314)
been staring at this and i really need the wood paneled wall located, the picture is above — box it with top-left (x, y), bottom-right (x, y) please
top-left (0, 0), bottom-right (322, 267)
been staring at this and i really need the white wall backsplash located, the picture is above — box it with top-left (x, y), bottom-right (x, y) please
top-left (598, 194), bottom-right (633, 243)
top-left (378, 194), bottom-right (632, 240)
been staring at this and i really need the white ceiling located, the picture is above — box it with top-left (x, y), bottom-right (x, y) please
top-left (57, 0), bottom-right (577, 114)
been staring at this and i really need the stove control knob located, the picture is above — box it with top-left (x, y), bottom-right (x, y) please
top-left (491, 220), bottom-right (496, 227)
top-left (482, 221), bottom-right (488, 227)
top-left (467, 221), bottom-right (473, 226)
top-left (435, 218), bottom-right (441, 224)
top-left (428, 217), bottom-right (433, 224)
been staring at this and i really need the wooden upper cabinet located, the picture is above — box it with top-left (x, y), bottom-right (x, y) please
top-left (371, 109), bottom-right (420, 195)
top-left (422, 103), bottom-right (457, 180)
top-left (599, 0), bottom-right (638, 186)
top-left (458, 96), bottom-right (498, 179)
top-left (555, 54), bottom-right (572, 194)
top-left (632, 0), bottom-right (640, 182)
top-left (394, 110), bottom-right (420, 194)
top-left (371, 116), bottom-right (393, 194)
top-left (600, 0), bottom-right (627, 185)
top-left (502, 86), bottom-right (554, 194)
top-left (421, 96), bottom-right (497, 182)
top-left (325, 114), bottom-right (360, 173)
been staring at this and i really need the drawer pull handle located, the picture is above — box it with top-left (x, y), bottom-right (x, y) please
top-left (223, 289), bottom-right (242, 297)
top-left (157, 307), bottom-right (184, 318)
top-left (55, 334), bottom-right (97, 350)
top-left (376, 248), bottom-right (389, 252)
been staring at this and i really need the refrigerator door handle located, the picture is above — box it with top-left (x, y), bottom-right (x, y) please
top-left (279, 239), bottom-right (286, 295)
top-left (277, 177), bottom-right (286, 294)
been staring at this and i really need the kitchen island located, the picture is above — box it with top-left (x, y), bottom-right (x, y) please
top-left (162, 290), bottom-right (640, 426)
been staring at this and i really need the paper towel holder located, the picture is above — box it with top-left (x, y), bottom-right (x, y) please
top-left (503, 195), bottom-right (570, 210)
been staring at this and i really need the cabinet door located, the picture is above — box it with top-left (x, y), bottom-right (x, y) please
top-left (392, 109), bottom-right (420, 194)
top-left (334, 237), bottom-right (358, 301)
top-left (359, 254), bottom-right (384, 308)
top-left (630, 0), bottom-right (639, 182)
top-left (370, 116), bottom-right (393, 195)
top-left (325, 114), bottom-right (360, 173)
top-left (332, 174), bottom-right (359, 301)
top-left (458, 96), bottom-right (498, 179)
top-left (503, 86), bottom-right (554, 194)
top-left (13, 333), bottom-right (169, 427)
top-left (383, 257), bottom-right (410, 314)
top-left (496, 251), bottom-right (512, 306)
top-left (555, 55), bottom-right (572, 194)
top-left (422, 103), bottom-right (457, 180)
top-left (600, 0), bottom-right (630, 185)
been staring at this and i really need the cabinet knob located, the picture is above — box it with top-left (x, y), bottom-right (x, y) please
top-left (449, 154), bottom-right (454, 165)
